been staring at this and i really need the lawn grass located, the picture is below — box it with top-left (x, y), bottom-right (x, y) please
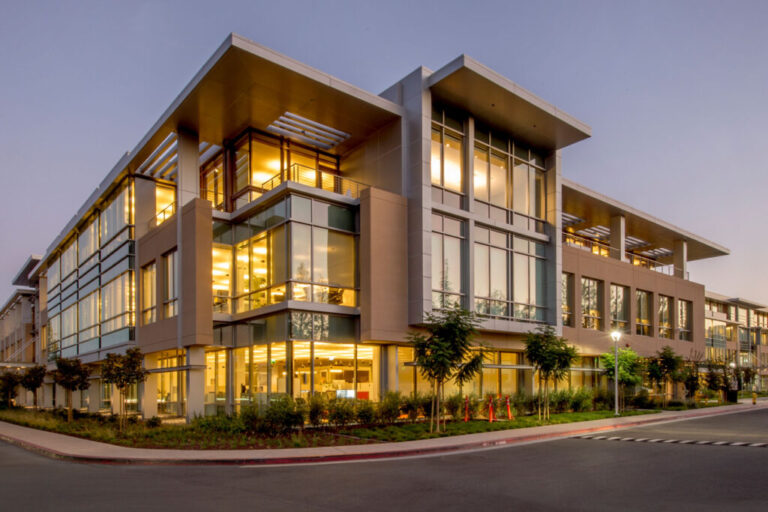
top-left (342, 410), bottom-right (659, 442)
top-left (0, 407), bottom-right (661, 449)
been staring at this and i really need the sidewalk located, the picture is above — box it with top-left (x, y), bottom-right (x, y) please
top-left (1, 401), bottom-right (765, 466)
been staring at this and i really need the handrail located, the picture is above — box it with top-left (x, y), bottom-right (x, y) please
top-left (151, 202), bottom-right (176, 229)
top-left (562, 232), bottom-right (610, 256)
top-left (261, 164), bottom-right (364, 199)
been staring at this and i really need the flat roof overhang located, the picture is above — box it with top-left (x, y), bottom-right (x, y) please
top-left (12, 255), bottom-right (42, 287)
top-left (427, 55), bottom-right (591, 151)
top-left (124, 33), bottom-right (403, 173)
top-left (563, 179), bottom-right (729, 263)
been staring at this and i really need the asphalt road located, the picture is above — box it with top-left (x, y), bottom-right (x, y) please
top-left (2, 408), bottom-right (767, 512)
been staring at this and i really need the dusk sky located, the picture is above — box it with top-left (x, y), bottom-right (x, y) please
top-left (1, 0), bottom-right (766, 303)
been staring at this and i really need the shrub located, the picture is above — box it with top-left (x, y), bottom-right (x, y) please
top-left (355, 400), bottom-right (375, 425)
top-left (401, 393), bottom-right (421, 422)
top-left (261, 396), bottom-right (304, 436)
top-left (482, 394), bottom-right (504, 418)
top-left (145, 416), bottom-right (162, 428)
top-left (570, 388), bottom-right (593, 412)
top-left (328, 399), bottom-right (355, 428)
top-left (444, 393), bottom-right (464, 419)
top-left (192, 414), bottom-right (246, 435)
top-left (307, 394), bottom-right (327, 427)
top-left (377, 391), bottom-right (402, 424)
top-left (593, 389), bottom-right (614, 411)
top-left (667, 399), bottom-right (685, 408)
top-left (465, 394), bottom-right (481, 420)
top-left (419, 393), bottom-right (437, 419)
top-left (240, 405), bottom-right (262, 433)
top-left (629, 388), bottom-right (653, 409)
top-left (511, 391), bottom-right (529, 416)
top-left (549, 389), bottom-right (573, 413)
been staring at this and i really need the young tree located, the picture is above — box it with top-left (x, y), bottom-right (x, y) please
top-left (524, 326), bottom-right (578, 421)
top-left (408, 307), bottom-right (484, 433)
top-left (52, 357), bottom-right (91, 422)
top-left (654, 346), bottom-right (683, 406)
top-left (600, 348), bottom-right (643, 411)
top-left (20, 365), bottom-right (47, 408)
top-left (0, 371), bottom-right (21, 408)
top-left (680, 365), bottom-right (700, 402)
top-left (101, 348), bottom-right (149, 431)
top-left (705, 361), bottom-right (724, 403)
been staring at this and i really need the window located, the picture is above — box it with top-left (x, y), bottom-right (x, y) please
top-left (474, 227), bottom-right (508, 317)
top-left (562, 273), bottom-right (573, 327)
top-left (432, 213), bottom-right (464, 309)
top-left (202, 155), bottom-right (225, 211)
top-left (581, 277), bottom-right (602, 330)
top-left (636, 290), bottom-right (652, 336)
top-left (678, 299), bottom-right (692, 341)
top-left (78, 290), bottom-right (99, 343)
top-left (155, 185), bottom-right (176, 225)
top-left (431, 108), bottom-right (464, 208)
top-left (46, 258), bottom-right (60, 293)
top-left (61, 305), bottom-right (77, 349)
top-left (141, 263), bottom-right (157, 324)
top-left (101, 271), bottom-right (134, 334)
top-left (78, 217), bottom-right (98, 265)
top-left (60, 240), bottom-right (77, 280)
top-left (659, 295), bottom-right (673, 339)
top-left (609, 285), bottom-right (629, 333)
top-left (100, 183), bottom-right (132, 245)
top-left (163, 251), bottom-right (178, 318)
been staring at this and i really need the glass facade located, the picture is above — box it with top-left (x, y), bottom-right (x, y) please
top-left (431, 108), bottom-right (464, 208)
top-left (163, 250), bottom-right (178, 318)
top-left (678, 299), bottom-right (692, 341)
top-left (474, 225), bottom-right (546, 322)
top-left (141, 262), bottom-right (156, 324)
top-left (581, 277), bottom-right (602, 330)
top-left (432, 213), bottom-right (464, 309)
top-left (562, 273), bottom-right (573, 327)
top-left (659, 295), bottom-right (673, 339)
top-left (44, 180), bottom-right (135, 360)
top-left (636, 290), bottom-right (652, 336)
top-left (609, 285), bottom-right (629, 333)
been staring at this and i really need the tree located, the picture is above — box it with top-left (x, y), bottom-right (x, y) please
top-left (101, 348), bottom-right (149, 431)
top-left (679, 365), bottom-right (700, 402)
top-left (0, 371), bottom-right (21, 408)
top-left (20, 365), bottom-right (47, 408)
top-left (52, 357), bottom-right (91, 422)
top-left (524, 326), bottom-right (578, 421)
top-left (741, 367), bottom-right (756, 391)
top-left (705, 361), bottom-right (724, 403)
top-left (600, 348), bottom-right (643, 411)
top-left (408, 307), bottom-right (484, 433)
top-left (649, 346), bottom-right (683, 406)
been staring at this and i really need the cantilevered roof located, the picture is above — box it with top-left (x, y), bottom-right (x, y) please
top-left (30, 33), bottom-right (404, 277)
top-left (705, 291), bottom-right (768, 312)
top-left (427, 55), bottom-right (591, 151)
top-left (562, 179), bottom-right (729, 263)
top-left (124, 33), bottom-right (403, 174)
top-left (11, 255), bottom-right (41, 287)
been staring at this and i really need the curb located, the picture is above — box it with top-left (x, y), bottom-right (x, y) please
top-left (0, 404), bottom-right (761, 466)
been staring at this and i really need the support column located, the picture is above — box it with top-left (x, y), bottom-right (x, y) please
top-left (43, 382), bottom-right (53, 408)
top-left (609, 215), bottom-right (626, 262)
top-left (673, 240), bottom-right (688, 279)
top-left (111, 384), bottom-right (121, 415)
top-left (141, 353), bottom-right (158, 419)
top-left (545, 150), bottom-right (563, 330)
top-left (186, 346), bottom-right (205, 420)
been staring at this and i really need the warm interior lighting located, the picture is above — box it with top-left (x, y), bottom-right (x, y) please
top-left (252, 171), bottom-right (276, 185)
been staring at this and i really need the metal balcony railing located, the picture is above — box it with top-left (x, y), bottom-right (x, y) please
top-left (261, 164), bottom-right (363, 199)
top-left (150, 202), bottom-right (176, 229)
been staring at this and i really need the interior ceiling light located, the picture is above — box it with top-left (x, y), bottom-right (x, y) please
top-left (267, 112), bottom-right (350, 150)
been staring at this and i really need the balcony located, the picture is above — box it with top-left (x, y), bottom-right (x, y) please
top-left (262, 164), bottom-right (363, 199)
top-left (563, 232), bottom-right (689, 279)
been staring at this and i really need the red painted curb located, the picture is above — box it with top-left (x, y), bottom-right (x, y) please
top-left (0, 404), bottom-right (760, 466)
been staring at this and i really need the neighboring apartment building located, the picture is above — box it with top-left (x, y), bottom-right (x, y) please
top-left (1, 33), bottom-right (749, 418)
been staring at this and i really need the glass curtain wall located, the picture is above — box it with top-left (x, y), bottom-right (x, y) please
top-left (659, 295), bottom-right (673, 339)
top-left (581, 277), bottom-right (603, 330)
top-left (432, 213), bottom-right (464, 309)
top-left (431, 107), bottom-right (464, 208)
top-left (636, 290), bottom-right (652, 336)
top-left (562, 273), bottom-right (573, 327)
top-left (609, 285), bottom-right (629, 333)
top-left (678, 299), bottom-right (692, 341)
top-left (473, 125), bottom-right (546, 232)
top-left (204, 350), bottom-right (227, 415)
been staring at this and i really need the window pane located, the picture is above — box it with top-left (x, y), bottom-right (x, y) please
top-left (490, 247), bottom-right (507, 300)
top-left (432, 233), bottom-right (443, 291)
top-left (489, 152), bottom-right (507, 207)
top-left (431, 129), bottom-right (442, 186)
top-left (473, 148), bottom-right (488, 202)
top-left (291, 223), bottom-right (312, 281)
top-left (312, 227), bottom-right (355, 288)
top-left (513, 162), bottom-right (529, 214)
top-left (474, 244), bottom-right (489, 298)
top-left (444, 236), bottom-right (461, 293)
top-left (513, 253), bottom-right (528, 304)
top-left (251, 137), bottom-right (281, 186)
top-left (443, 133), bottom-right (463, 193)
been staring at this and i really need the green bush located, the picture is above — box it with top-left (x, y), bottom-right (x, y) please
top-left (667, 399), bottom-right (685, 408)
top-left (307, 394), bottom-right (327, 427)
top-left (355, 400), bottom-right (375, 425)
top-left (593, 389), bottom-right (614, 411)
top-left (145, 416), bottom-right (162, 428)
top-left (550, 389), bottom-right (573, 413)
top-left (629, 389), bottom-right (654, 409)
top-left (192, 414), bottom-right (246, 435)
top-left (261, 396), bottom-right (304, 436)
top-left (511, 391), bottom-right (529, 416)
top-left (328, 399), bottom-right (355, 428)
top-left (377, 391), bottom-right (402, 424)
top-left (570, 388), bottom-right (593, 412)
top-left (401, 393), bottom-right (422, 422)
top-left (419, 393), bottom-right (437, 419)
top-left (444, 393), bottom-right (464, 419)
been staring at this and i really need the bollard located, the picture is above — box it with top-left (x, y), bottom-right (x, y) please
top-left (753, 392), bottom-right (757, 405)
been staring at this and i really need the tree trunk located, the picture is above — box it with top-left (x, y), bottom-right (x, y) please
top-left (436, 382), bottom-right (441, 433)
top-left (429, 380), bottom-right (435, 433)
top-left (33, 388), bottom-right (38, 408)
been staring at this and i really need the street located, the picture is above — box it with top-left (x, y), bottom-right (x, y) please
top-left (2, 408), bottom-right (767, 511)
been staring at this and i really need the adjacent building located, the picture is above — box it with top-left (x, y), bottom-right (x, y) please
top-left (2, 33), bottom-right (760, 418)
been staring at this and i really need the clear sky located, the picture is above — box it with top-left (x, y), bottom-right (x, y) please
top-left (1, 0), bottom-right (766, 303)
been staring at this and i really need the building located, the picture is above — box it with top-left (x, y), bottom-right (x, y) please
top-left (1, 33), bottom-right (753, 418)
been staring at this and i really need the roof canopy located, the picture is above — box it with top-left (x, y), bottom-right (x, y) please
top-left (562, 179), bottom-right (729, 263)
top-left (427, 55), bottom-right (591, 151)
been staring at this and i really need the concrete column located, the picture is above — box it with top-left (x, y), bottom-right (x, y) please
top-left (386, 345), bottom-right (398, 393)
top-left (111, 384), bottom-right (121, 415)
top-left (141, 353), bottom-right (159, 419)
top-left (134, 177), bottom-right (157, 240)
top-left (42, 382), bottom-right (53, 408)
top-left (545, 150), bottom-right (563, 330)
top-left (673, 240), bottom-right (688, 279)
top-left (186, 346), bottom-right (205, 420)
top-left (609, 215), bottom-right (626, 261)
top-left (176, 128), bottom-right (200, 207)
top-left (87, 379), bottom-right (100, 413)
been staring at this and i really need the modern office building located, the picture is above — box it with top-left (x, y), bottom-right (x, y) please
top-left (1, 33), bottom-right (754, 418)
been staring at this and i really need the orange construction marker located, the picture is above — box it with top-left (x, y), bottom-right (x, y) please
top-left (506, 395), bottom-right (514, 420)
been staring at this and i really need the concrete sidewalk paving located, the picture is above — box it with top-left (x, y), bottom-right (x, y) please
top-left (1, 401), bottom-right (765, 465)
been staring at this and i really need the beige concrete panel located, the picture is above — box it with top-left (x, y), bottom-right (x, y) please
top-left (87, 379), bottom-right (100, 413)
top-left (186, 346), bottom-right (205, 420)
top-left (360, 188), bottom-right (409, 343)
top-left (134, 177), bottom-right (157, 240)
top-left (180, 199), bottom-right (214, 348)
top-left (141, 353), bottom-right (158, 419)
top-left (341, 119), bottom-right (403, 195)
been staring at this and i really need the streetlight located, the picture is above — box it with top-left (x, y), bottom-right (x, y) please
top-left (610, 330), bottom-right (622, 416)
